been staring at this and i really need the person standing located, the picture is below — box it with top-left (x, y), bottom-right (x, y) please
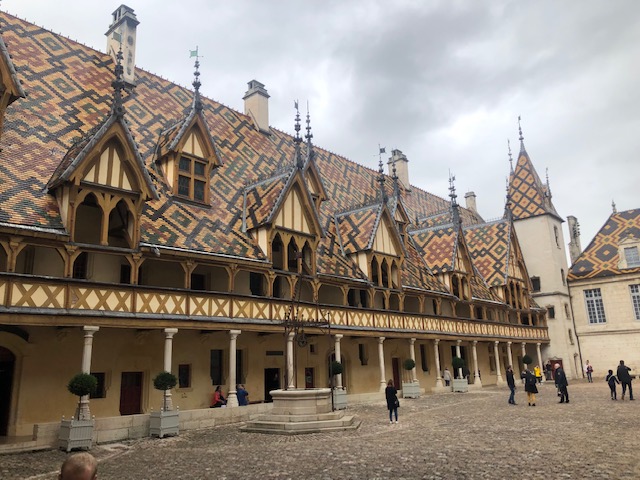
top-left (585, 360), bottom-right (594, 383)
top-left (236, 384), bottom-right (249, 406)
top-left (443, 368), bottom-right (452, 387)
top-left (606, 369), bottom-right (619, 400)
top-left (555, 363), bottom-right (569, 404)
top-left (524, 367), bottom-right (538, 406)
top-left (534, 365), bottom-right (542, 384)
top-left (617, 360), bottom-right (634, 401)
top-left (506, 365), bottom-right (517, 405)
top-left (385, 379), bottom-right (399, 424)
top-left (545, 361), bottom-right (553, 381)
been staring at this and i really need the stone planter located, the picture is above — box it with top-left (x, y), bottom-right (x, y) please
top-left (452, 378), bottom-right (469, 393)
top-left (59, 418), bottom-right (94, 452)
top-left (332, 388), bottom-right (348, 410)
top-left (402, 381), bottom-right (421, 398)
top-left (150, 409), bottom-right (180, 438)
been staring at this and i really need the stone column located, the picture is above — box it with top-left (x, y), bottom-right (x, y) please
top-left (378, 337), bottom-right (386, 392)
top-left (472, 340), bottom-right (481, 386)
top-left (287, 331), bottom-right (296, 389)
top-left (162, 328), bottom-right (178, 411)
top-left (227, 330), bottom-right (241, 407)
top-left (536, 342), bottom-right (544, 383)
top-left (521, 342), bottom-right (527, 359)
top-left (334, 334), bottom-right (343, 388)
top-left (507, 341), bottom-right (514, 371)
top-left (455, 340), bottom-right (463, 379)
top-left (494, 341), bottom-right (504, 385)
top-left (79, 326), bottom-right (99, 420)
top-left (409, 338), bottom-right (417, 382)
top-left (434, 339), bottom-right (443, 387)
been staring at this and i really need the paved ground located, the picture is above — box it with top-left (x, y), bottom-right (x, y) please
top-left (2, 381), bottom-right (638, 480)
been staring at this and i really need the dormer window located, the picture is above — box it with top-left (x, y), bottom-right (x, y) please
top-left (178, 154), bottom-right (207, 202)
top-left (624, 246), bottom-right (640, 267)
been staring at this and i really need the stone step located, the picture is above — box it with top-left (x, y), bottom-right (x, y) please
top-left (253, 411), bottom-right (346, 423)
top-left (241, 417), bottom-right (361, 435)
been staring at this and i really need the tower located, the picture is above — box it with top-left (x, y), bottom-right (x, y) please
top-left (105, 5), bottom-right (139, 86)
top-left (506, 119), bottom-right (581, 378)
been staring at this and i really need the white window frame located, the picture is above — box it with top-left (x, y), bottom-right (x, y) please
top-left (624, 247), bottom-right (640, 268)
top-left (584, 288), bottom-right (606, 324)
top-left (630, 284), bottom-right (640, 321)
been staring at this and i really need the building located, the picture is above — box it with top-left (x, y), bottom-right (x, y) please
top-left (0, 7), bottom-right (549, 441)
top-left (567, 207), bottom-right (640, 376)
top-left (506, 128), bottom-right (581, 377)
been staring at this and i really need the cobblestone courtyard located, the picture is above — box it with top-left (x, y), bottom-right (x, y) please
top-left (2, 382), bottom-right (638, 479)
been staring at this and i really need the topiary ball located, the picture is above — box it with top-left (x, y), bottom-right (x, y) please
top-left (67, 373), bottom-right (98, 397)
top-left (403, 358), bottom-right (416, 371)
top-left (153, 371), bottom-right (178, 391)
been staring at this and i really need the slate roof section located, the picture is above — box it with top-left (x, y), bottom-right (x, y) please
top-left (410, 224), bottom-right (457, 274)
top-left (464, 220), bottom-right (511, 287)
top-left (335, 204), bottom-right (382, 254)
top-left (568, 208), bottom-right (640, 280)
top-left (507, 148), bottom-right (560, 221)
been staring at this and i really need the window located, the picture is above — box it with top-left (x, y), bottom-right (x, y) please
top-left (90, 372), bottom-right (106, 398)
top-left (191, 273), bottom-right (206, 291)
top-left (177, 155), bottom-right (207, 202)
top-left (554, 226), bottom-right (560, 248)
top-left (568, 329), bottom-right (574, 345)
top-left (584, 288), bottom-right (606, 324)
top-left (119, 264), bottom-right (131, 284)
top-left (564, 303), bottom-right (570, 319)
top-left (249, 272), bottom-right (264, 296)
top-left (624, 247), bottom-right (640, 268)
top-left (209, 349), bottom-right (223, 385)
top-left (631, 285), bottom-right (640, 320)
top-left (561, 269), bottom-right (566, 286)
top-left (547, 306), bottom-right (556, 319)
top-left (358, 343), bottom-right (368, 366)
top-left (73, 252), bottom-right (89, 279)
top-left (178, 364), bottom-right (191, 388)
top-left (531, 277), bottom-right (541, 292)
top-left (420, 344), bottom-right (429, 372)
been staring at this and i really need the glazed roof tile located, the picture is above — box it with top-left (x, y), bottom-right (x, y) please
top-left (464, 220), bottom-right (511, 287)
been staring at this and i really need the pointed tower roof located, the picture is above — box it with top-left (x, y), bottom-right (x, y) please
top-left (506, 117), bottom-right (561, 221)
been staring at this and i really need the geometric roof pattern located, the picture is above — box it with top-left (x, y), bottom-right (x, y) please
top-left (507, 144), bottom-right (560, 222)
top-left (410, 224), bottom-right (457, 274)
top-left (464, 220), bottom-right (512, 287)
top-left (568, 208), bottom-right (640, 280)
top-left (335, 204), bottom-right (382, 255)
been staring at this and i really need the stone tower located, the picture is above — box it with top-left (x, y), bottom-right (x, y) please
top-left (506, 122), bottom-right (581, 378)
top-left (105, 5), bottom-right (139, 86)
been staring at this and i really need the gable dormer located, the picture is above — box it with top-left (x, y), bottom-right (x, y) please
top-left (155, 112), bottom-right (221, 205)
top-left (0, 35), bottom-right (27, 133)
top-left (47, 115), bottom-right (156, 248)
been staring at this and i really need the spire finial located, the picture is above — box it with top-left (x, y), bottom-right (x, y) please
top-left (612, 199), bottom-right (617, 214)
top-left (305, 101), bottom-right (313, 144)
top-left (508, 139), bottom-right (513, 172)
top-left (111, 44), bottom-right (125, 117)
top-left (190, 47), bottom-right (203, 112)
top-left (545, 167), bottom-right (552, 199)
top-left (391, 159), bottom-right (400, 196)
top-left (518, 115), bottom-right (525, 152)
top-left (449, 171), bottom-right (460, 226)
top-left (294, 101), bottom-right (303, 169)
top-left (377, 157), bottom-right (387, 203)
top-left (504, 176), bottom-right (513, 220)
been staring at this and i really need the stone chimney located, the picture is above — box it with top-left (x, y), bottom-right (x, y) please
top-left (567, 215), bottom-right (582, 264)
top-left (387, 149), bottom-right (410, 192)
top-left (105, 5), bottom-right (139, 86)
top-left (464, 192), bottom-right (478, 214)
top-left (243, 80), bottom-right (270, 134)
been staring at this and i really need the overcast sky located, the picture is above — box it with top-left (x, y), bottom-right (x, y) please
top-left (3, 1), bottom-right (639, 256)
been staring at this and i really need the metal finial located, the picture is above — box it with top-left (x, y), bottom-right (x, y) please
top-left (377, 157), bottom-right (387, 203)
top-left (612, 199), bottom-right (617, 214)
top-left (545, 167), bottom-right (552, 198)
top-left (504, 176), bottom-right (513, 220)
top-left (448, 171), bottom-right (457, 205)
top-left (294, 100), bottom-right (301, 144)
top-left (508, 139), bottom-right (513, 172)
top-left (518, 116), bottom-right (523, 141)
top-left (305, 101), bottom-right (313, 144)
top-left (192, 51), bottom-right (203, 112)
top-left (111, 45), bottom-right (125, 117)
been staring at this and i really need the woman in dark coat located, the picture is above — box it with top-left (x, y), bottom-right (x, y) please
top-left (524, 367), bottom-right (538, 406)
top-left (385, 379), bottom-right (399, 424)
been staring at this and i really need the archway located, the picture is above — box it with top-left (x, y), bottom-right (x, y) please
top-left (0, 346), bottom-right (15, 436)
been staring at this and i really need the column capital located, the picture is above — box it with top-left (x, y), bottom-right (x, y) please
top-left (377, 337), bottom-right (385, 344)
top-left (522, 342), bottom-right (526, 345)
top-left (83, 326), bottom-right (99, 334)
top-left (164, 328), bottom-right (178, 338)
top-left (334, 334), bottom-right (343, 341)
top-left (494, 340), bottom-right (500, 346)
top-left (287, 331), bottom-right (295, 340)
top-left (409, 337), bottom-right (416, 345)
top-left (536, 342), bottom-right (541, 347)
top-left (472, 340), bottom-right (478, 346)
top-left (434, 338), bottom-right (440, 345)
top-left (456, 339), bottom-right (462, 345)
top-left (507, 341), bottom-right (512, 346)
top-left (229, 329), bottom-right (241, 339)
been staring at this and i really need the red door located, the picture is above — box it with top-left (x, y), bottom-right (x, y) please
top-left (120, 372), bottom-right (143, 415)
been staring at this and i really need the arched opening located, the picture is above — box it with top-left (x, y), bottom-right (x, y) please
top-left (271, 234), bottom-right (284, 270)
top-left (404, 295), bottom-right (421, 314)
top-left (380, 258), bottom-right (390, 288)
top-left (139, 259), bottom-right (184, 288)
top-left (273, 275), bottom-right (291, 300)
top-left (298, 279), bottom-right (314, 303)
top-left (75, 193), bottom-right (102, 244)
top-left (0, 247), bottom-right (7, 272)
top-left (287, 238), bottom-right (299, 273)
top-left (451, 275), bottom-right (461, 299)
top-left (15, 245), bottom-right (64, 277)
top-left (301, 241), bottom-right (313, 275)
top-left (373, 290), bottom-right (386, 309)
top-left (318, 284), bottom-right (344, 306)
top-left (371, 257), bottom-right (380, 285)
top-left (347, 288), bottom-right (369, 308)
top-left (107, 199), bottom-right (133, 248)
top-left (192, 264), bottom-right (231, 293)
top-left (73, 252), bottom-right (89, 279)
top-left (391, 260), bottom-right (400, 288)
top-left (388, 293), bottom-right (400, 311)
top-left (0, 346), bottom-right (15, 435)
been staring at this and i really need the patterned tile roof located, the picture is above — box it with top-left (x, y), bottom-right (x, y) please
top-left (243, 170), bottom-right (291, 231)
top-left (464, 220), bottom-right (511, 287)
top-left (507, 146), bottom-right (560, 221)
top-left (410, 224), bottom-right (457, 274)
top-left (335, 204), bottom-right (382, 254)
top-left (568, 208), bottom-right (640, 280)
top-left (403, 237), bottom-right (450, 294)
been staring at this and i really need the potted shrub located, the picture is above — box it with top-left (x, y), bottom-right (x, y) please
top-left (402, 358), bottom-right (420, 398)
top-left (59, 373), bottom-right (97, 452)
top-left (451, 357), bottom-right (468, 393)
top-left (330, 360), bottom-right (347, 410)
top-left (150, 371), bottom-right (179, 438)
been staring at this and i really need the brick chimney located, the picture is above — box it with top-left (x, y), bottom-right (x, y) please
top-left (387, 149), bottom-right (410, 192)
top-left (464, 191), bottom-right (478, 214)
top-left (243, 80), bottom-right (270, 134)
top-left (105, 5), bottom-right (139, 86)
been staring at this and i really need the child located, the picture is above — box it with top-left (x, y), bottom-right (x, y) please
top-left (606, 369), bottom-right (619, 400)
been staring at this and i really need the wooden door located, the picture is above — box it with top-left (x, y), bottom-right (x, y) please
top-left (0, 347), bottom-right (15, 435)
top-left (392, 357), bottom-right (400, 388)
top-left (264, 368), bottom-right (280, 403)
top-left (119, 372), bottom-right (143, 415)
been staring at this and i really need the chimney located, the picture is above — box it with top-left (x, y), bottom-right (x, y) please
top-left (567, 215), bottom-right (582, 264)
top-left (243, 80), bottom-right (270, 134)
top-left (105, 5), bottom-right (139, 86)
top-left (387, 149), bottom-right (410, 192)
top-left (464, 191), bottom-right (477, 214)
